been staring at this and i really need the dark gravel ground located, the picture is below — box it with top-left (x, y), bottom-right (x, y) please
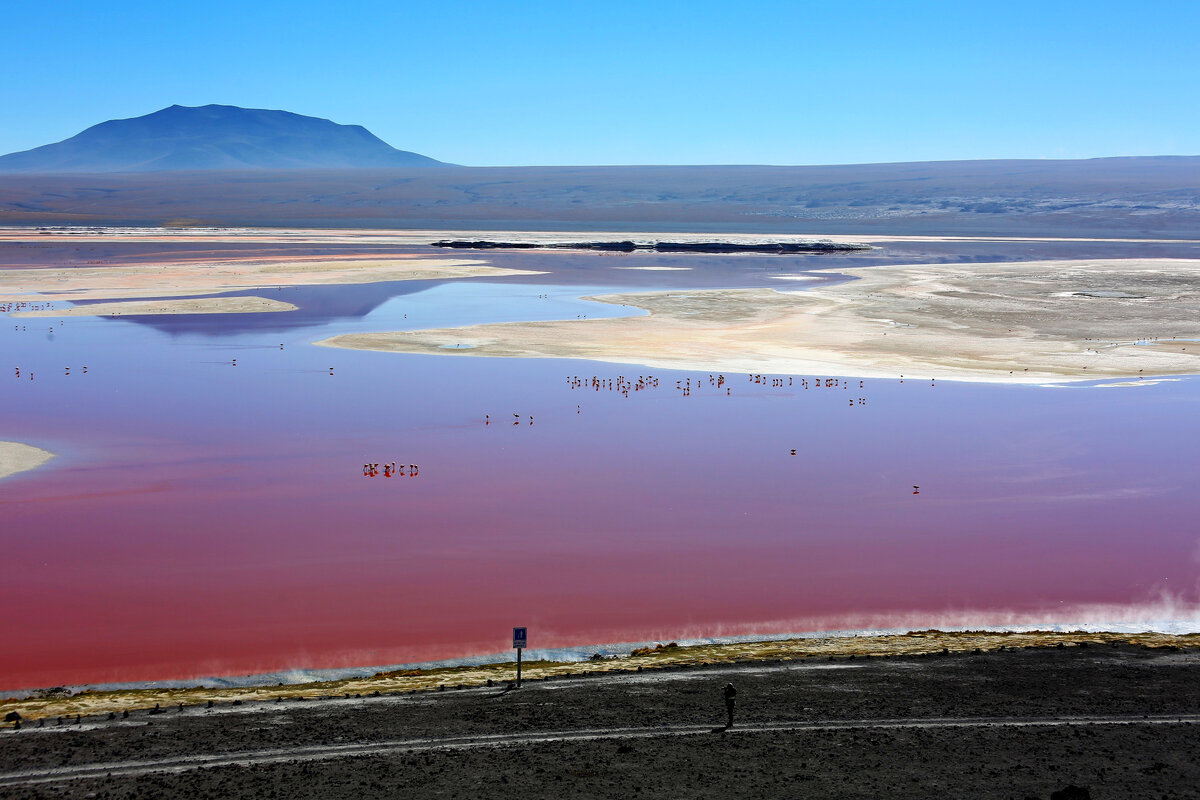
top-left (2, 644), bottom-right (1198, 799)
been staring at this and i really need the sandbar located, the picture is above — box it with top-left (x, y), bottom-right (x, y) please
top-left (317, 258), bottom-right (1200, 383)
top-left (0, 441), bottom-right (54, 481)
top-left (0, 257), bottom-right (545, 303)
top-left (12, 296), bottom-right (297, 317)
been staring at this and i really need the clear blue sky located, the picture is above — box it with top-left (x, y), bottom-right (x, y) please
top-left (2, 0), bottom-right (1197, 166)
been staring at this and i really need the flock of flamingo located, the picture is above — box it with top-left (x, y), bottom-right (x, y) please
top-left (4, 306), bottom-right (930, 493)
top-left (363, 462), bottom-right (419, 478)
top-left (560, 371), bottom-right (882, 401)
top-left (1, 301), bottom-right (53, 314)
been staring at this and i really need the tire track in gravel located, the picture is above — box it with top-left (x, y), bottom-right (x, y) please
top-left (3, 713), bottom-right (1198, 787)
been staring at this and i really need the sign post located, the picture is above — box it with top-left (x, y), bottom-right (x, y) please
top-left (512, 627), bottom-right (527, 688)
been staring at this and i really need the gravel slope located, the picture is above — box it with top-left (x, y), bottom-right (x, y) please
top-left (2, 644), bottom-right (1198, 799)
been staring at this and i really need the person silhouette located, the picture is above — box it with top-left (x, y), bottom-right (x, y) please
top-left (723, 682), bottom-right (737, 729)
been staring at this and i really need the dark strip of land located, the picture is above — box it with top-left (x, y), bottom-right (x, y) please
top-left (431, 239), bottom-right (871, 253)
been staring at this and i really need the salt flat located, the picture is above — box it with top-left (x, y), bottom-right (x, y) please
top-left (0, 255), bottom-right (541, 303)
top-left (317, 258), bottom-right (1200, 383)
top-left (12, 296), bottom-right (297, 317)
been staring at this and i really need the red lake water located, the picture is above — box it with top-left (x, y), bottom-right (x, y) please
top-left (3, 245), bottom-right (1200, 690)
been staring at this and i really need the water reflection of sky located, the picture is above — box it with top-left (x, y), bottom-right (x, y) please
top-left (2, 277), bottom-right (1199, 690)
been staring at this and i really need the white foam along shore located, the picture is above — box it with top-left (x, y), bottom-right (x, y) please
top-left (0, 441), bottom-right (54, 481)
top-left (6, 619), bottom-right (1198, 700)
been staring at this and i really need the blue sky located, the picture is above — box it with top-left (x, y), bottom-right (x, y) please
top-left (2, 0), bottom-right (1197, 166)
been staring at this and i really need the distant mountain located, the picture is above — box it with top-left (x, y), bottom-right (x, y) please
top-left (0, 105), bottom-right (446, 172)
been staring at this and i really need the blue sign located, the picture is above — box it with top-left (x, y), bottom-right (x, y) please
top-left (513, 627), bottom-right (527, 649)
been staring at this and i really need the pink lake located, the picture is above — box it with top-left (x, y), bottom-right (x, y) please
top-left (3, 245), bottom-right (1200, 691)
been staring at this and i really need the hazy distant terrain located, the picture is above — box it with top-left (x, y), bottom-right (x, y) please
top-left (3, 157), bottom-right (1200, 236)
top-left (0, 105), bottom-right (443, 172)
top-left (1, 105), bottom-right (1196, 235)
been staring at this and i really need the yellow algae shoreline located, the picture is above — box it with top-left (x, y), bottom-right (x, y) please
top-left (317, 258), bottom-right (1200, 384)
top-left (0, 441), bottom-right (54, 481)
top-left (2, 630), bottom-right (1195, 722)
top-left (12, 296), bottom-right (297, 317)
top-left (0, 256), bottom-right (545, 304)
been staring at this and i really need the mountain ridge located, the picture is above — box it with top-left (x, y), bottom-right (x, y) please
top-left (0, 105), bottom-right (445, 172)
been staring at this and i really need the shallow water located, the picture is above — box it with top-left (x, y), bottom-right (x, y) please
top-left (3, 267), bottom-right (1199, 691)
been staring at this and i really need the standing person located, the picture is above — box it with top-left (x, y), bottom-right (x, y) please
top-left (723, 683), bottom-right (737, 729)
